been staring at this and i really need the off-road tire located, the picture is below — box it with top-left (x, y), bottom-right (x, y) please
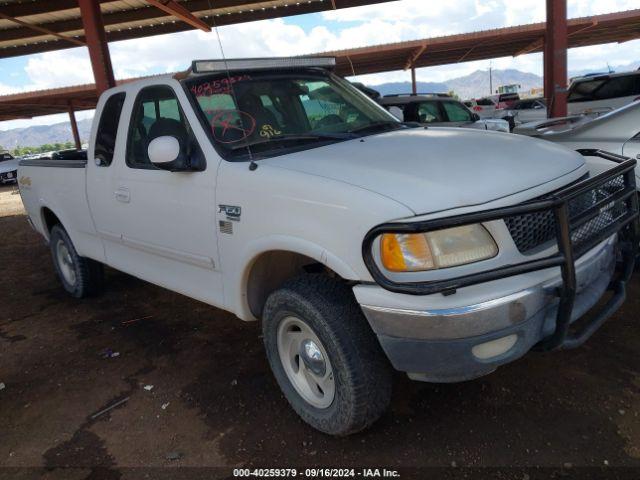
top-left (262, 274), bottom-right (392, 436)
top-left (50, 224), bottom-right (103, 298)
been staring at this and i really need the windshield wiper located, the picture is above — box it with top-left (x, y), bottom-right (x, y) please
top-left (348, 121), bottom-right (403, 135)
top-left (230, 132), bottom-right (356, 150)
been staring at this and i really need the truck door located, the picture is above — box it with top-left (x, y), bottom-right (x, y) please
top-left (87, 83), bottom-right (223, 307)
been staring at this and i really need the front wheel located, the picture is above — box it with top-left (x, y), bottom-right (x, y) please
top-left (50, 224), bottom-right (103, 298)
top-left (262, 274), bottom-right (392, 436)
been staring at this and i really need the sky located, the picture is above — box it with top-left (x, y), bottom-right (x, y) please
top-left (0, 0), bottom-right (638, 130)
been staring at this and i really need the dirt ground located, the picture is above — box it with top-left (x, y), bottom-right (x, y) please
top-left (1, 184), bottom-right (640, 479)
top-left (0, 184), bottom-right (24, 218)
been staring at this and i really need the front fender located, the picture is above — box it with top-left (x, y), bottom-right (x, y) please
top-left (232, 235), bottom-right (360, 321)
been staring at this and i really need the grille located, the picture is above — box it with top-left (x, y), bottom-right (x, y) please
top-left (505, 174), bottom-right (629, 254)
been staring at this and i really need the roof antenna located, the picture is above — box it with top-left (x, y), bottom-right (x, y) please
top-left (208, 2), bottom-right (258, 171)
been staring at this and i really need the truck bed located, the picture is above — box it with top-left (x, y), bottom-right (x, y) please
top-left (18, 158), bottom-right (104, 262)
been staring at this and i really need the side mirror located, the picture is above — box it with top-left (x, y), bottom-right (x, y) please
top-left (471, 112), bottom-right (481, 121)
top-left (148, 136), bottom-right (188, 171)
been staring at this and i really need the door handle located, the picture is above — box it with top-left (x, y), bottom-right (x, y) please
top-left (115, 187), bottom-right (130, 203)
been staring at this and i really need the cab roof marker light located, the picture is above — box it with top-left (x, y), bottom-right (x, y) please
top-left (191, 57), bottom-right (336, 74)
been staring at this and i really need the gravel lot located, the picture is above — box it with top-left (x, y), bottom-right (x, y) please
top-left (1, 184), bottom-right (639, 479)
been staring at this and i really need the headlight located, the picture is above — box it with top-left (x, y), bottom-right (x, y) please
top-left (380, 224), bottom-right (498, 272)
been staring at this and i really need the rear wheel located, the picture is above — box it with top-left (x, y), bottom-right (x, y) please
top-left (262, 274), bottom-right (392, 435)
top-left (50, 225), bottom-right (103, 298)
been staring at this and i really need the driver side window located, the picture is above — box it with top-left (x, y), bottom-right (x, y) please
top-left (127, 85), bottom-right (201, 169)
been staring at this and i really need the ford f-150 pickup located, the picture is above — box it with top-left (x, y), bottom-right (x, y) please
top-left (18, 57), bottom-right (639, 436)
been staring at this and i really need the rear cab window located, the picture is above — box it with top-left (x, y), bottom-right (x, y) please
top-left (94, 92), bottom-right (126, 166)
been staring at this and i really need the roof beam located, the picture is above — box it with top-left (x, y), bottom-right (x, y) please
top-left (1, 102), bottom-right (95, 109)
top-left (457, 43), bottom-right (480, 62)
top-left (619, 31), bottom-right (640, 43)
top-left (145, 0), bottom-right (211, 32)
top-left (515, 19), bottom-right (598, 56)
top-left (0, 11), bottom-right (85, 46)
top-left (514, 37), bottom-right (544, 56)
top-left (404, 44), bottom-right (427, 70)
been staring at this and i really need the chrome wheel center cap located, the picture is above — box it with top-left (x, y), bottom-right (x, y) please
top-left (300, 339), bottom-right (326, 377)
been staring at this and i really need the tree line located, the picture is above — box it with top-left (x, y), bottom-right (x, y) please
top-left (7, 142), bottom-right (78, 156)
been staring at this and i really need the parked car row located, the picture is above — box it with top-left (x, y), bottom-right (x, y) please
top-left (464, 69), bottom-right (640, 130)
top-left (379, 94), bottom-right (510, 132)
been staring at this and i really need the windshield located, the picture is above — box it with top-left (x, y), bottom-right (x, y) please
top-left (184, 70), bottom-right (402, 160)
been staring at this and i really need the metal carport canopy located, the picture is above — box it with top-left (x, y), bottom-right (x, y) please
top-left (316, 9), bottom-right (640, 77)
top-left (0, 0), bottom-right (395, 59)
top-left (1, 8), bottom-right (640, 121)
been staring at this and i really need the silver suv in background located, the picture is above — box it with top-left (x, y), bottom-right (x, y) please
top-left (568, 70), bottom-right (640, 115)
top-left (381, 94), bottom-right (509, 132)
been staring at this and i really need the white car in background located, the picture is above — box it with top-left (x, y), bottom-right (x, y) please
top-left (567, 70), bottom-right (640, 115)
top-left (503, 98), bottom-right (547, 125)
top-left (381, 95), bottom-right (510, 132)
top-left (513, 101), bottom-right (640, 187)
top-left (464, 97), bottom-right (498, 119)
top-left (0, 152), bottom-right (19, 184)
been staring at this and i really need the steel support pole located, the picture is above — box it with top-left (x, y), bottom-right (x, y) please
top-left (78, 0), bottom-right (115, 95)
top-left (544, 0), bottom-right (568, 118)
top-left (68, 102), bottom-right (81, 150)
top-left (411, 67), bottom-right (417, 94)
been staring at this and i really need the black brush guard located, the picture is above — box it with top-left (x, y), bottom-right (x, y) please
top-left (362, 150), bottom-right (639, 351)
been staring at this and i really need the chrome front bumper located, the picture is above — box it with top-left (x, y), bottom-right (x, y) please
top-left (361, 236), bottom-right (616, 341)
top-left (359, 236), bottom-right (620, 382)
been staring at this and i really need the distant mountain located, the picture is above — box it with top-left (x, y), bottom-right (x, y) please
top-left (0, 118), bottom-right (92, 150)
top-left (369, 63), bottom-right (640, 100)
top-left (569, 60), bottom-right (639, 79)
top-left (369, 68), bottom-right (543, 100)
top-left (447, 69), bottom-right (543, 99)
top-left (370, 81), bottom-right (449, 97)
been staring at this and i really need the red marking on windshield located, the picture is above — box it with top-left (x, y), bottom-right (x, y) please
top-left (209, 110), bottom-right (256, 144)
top-left (191, 75), bottom-right (251, 97)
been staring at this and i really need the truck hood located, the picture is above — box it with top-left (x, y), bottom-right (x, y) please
top-left (0, 158), bottom-right (18, 174)
top-left (265, 128), bottom-right (585, 215)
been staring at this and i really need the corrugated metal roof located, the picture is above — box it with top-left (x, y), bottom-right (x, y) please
top-left (314, 9), bottom-right (640, 77)
top-left (0, 0), bottom-right (395, 56)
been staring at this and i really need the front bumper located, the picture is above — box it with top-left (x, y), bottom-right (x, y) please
top-left (0, 170), bottom-right (17, 183)
top-left (360, 235), bottom-right (618, 382)
top-left (360, 150), bottom-right (639, 382)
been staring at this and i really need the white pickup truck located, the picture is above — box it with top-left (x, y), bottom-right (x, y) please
top-left (19, 57), bottom-right (639, 436)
